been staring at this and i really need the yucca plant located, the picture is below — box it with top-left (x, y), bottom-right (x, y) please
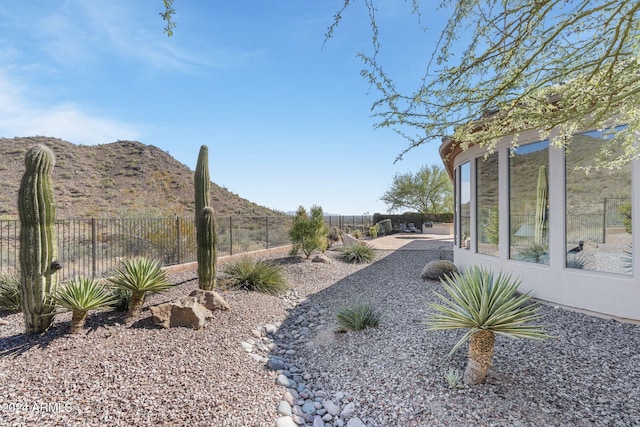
top-left (425, 266), bottom-right (550, 385)
top-left (107, 258), bottom-right (173, 323)
top-left (336, 302), bottom-right (381, 332)
top-left (0, 270), bottom-right (22, 312)
top-left (338, 243), bottom-right (375, 264)
top-left (222, 257), bottom-right (288, 295)
top-left (53, 277), bottom-right (117, 334)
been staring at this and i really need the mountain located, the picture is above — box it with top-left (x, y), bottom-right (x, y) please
top-left (0, 137), bottom-right (280, 219)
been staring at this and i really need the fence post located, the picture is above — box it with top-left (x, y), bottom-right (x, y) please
top-left (91, 217), bottom-right (96, 277)
top-left (603, 198), bottom-right (608, 243)
top-left (266, 216), bottom-right (269, 249)
top-left (229, 215), bottom-right (233, 256)
top-left (175, 216), bottom-right (181, 265)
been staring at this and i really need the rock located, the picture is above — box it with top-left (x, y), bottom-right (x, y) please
top-left (420, 260), bottom-right (458, 281)
top-left (313, 416), bottom-right (325, 427)
top-left (340, 402), bottom-right (355, 419)
top-left (188, 289), bottom-right (230, 311)
top-left (267, 357), bottom-right (287, 371)
top-left (0, 319), bottom-right (9, 326)
top-left (323, 400), bottom-right (340, 416)
top-left (276, 374), bottom-right (292, 387)
top-left (276, 416), bottom-right (298, 427)
top-left (346, 418), bottom-right (366, 427)
top-left (150, 296), bottom-right (213, 330)
top-left (240, 341), bottom-right (254, 352)
top-left (302, 400), bottom-right (317, 415)
top-left (264, 323), bottom-right (278, 335)
top-left (277, 401), bottom-right (293, 417)
top-left (312, 254), bottom-right (331, 264)
top-left (292, 415), bottom-right (306, 425)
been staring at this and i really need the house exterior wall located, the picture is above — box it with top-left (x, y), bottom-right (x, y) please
top-left (446, 127), bottom-right (640, 321)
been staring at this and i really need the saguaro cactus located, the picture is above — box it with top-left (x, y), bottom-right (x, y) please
top-left (197, 207), bottom-right (217, 290)
top-left (194, 145), bottom-right (217, 290)
top-left (534, 165), bottom-right (548, 246)
top-left (18, 145), bottom-right (59, 334)
top-left (194, 145), bottom-right (210, 225)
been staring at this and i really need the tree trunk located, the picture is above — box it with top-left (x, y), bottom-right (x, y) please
top-left (70, 310), bottom-right (88, 334)
top-left (464, 329), bottom-right (496, 385)
top-left (125, 291), bottom-right (145, 323)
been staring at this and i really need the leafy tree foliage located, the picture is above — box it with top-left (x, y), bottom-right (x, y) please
top-left (380, 164), bottom-right (452, 214)
top-left (329, 0), bottom-right (640, 170)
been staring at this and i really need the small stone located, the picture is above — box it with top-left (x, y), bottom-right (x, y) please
top-left (340, 402), bottom-right (355, 419)
top-left (251, 329), bottom-right (262, 338)
top-left (277, 401), bottom-right (293, 417)
top-left (292, 415), bottom-right (306, 425)
top-left (302, 400), bottom-right (316, 415)
top-left (267, 357), bottom-right (287, 371)
top-left (276, 416), bottom-right (298, 427)
top-left (284, 391), bottom-right (295, 406)
top-left (240, 341), bottom-right (254, 352)
top-left (323, 400), bottom-right (340, 416)
top-left (322, 413), bottom-right (333, 422)
top-left (346, 417), bottom-right (366, 427)
top-left (264, 323), bottom-right (278, 335)
top-left (312, 254), bottom-right (331, 263)
top-left (277, 374), bottom-right (292, 387)
top-left (316, 408), bottom-right (326, 416)
top-left (335, 392), bottom-right (345, 400)
top-left (249, 354), bottom-right (267, 363)
top-left (313, 416), bottom-right (325, 427)
top-left (285, 349), bottom-right (296, 355)
top-left (246, 338), bottom-right (256, 345)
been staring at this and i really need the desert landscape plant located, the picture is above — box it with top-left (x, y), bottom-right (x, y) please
top-left (222, 257), bottom-right (287, 295)
top-left (53, 277), bottom-right (117, 334)
top-left (0, 270), bottom-right (22, 312)
top-left (107, 257), bottom-right (173, 323)
top-left (425, 266), bottom-right (550, 385)
top-left (289, 205), bottom-right (327, 258)
top-left (336, 302), bottom-right (381, 332)
top-left (197, 207), bottom-right (217, 290)
top-left (19, 144), bottom-right (60, 334)
top-left (338, 243), bottom-right (375, 264)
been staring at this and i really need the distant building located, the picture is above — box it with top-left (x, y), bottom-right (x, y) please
top-left (440, 125), bottom-right (638, 321)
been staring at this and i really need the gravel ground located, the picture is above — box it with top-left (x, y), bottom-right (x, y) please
top-left (2, 247), bottom-right (640, 427)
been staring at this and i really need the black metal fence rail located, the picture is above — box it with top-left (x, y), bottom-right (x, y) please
top-left (0, 214), bottom-right (370, 280)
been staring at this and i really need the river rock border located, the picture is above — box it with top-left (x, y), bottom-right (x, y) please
top-left (240, 290), bottom-right (366, 427)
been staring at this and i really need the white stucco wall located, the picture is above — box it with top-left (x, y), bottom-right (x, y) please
top-left (450, 128), bottom-right (640, 321)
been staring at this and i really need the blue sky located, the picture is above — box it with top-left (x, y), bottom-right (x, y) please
top-left (0, 1), bottom-right (447, 215)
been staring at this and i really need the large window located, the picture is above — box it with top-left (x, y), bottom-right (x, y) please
top-left (476, 153), bottom-right (499, 256)
top-left (459, 162), bottom-right (471, 249)
top-left (509, 141), bottom-right (550, 264)
top-left (565, 130), bottom-right (632, 275)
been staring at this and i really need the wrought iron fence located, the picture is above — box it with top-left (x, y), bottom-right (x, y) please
top-left (0, 214), bottom-right (370, 280)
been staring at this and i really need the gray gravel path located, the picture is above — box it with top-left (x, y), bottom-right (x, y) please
top-left (1, 246), bottom-right (639, 427)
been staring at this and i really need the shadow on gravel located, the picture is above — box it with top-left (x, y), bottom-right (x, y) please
top-left (0, 326), bottom-right (62, 357)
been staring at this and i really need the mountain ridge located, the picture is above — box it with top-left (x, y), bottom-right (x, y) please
top-left (0, 136), bottom-right (281, 219)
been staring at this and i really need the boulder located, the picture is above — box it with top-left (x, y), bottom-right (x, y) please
top-left (150, 296), bottom-right (213, 330)
top-left (420, 260), bottom-right (458, 281)
top-left (189, 289), bottom-right (230, 311)
top-left (312, 254), bottom-right (331, 264)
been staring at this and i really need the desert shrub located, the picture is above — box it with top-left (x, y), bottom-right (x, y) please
top-left (223, 257), bottom-right (288, 295)
top-left (369, 224), bottom-right (380, 239)
top-left (336, 303), bottom-right (381, 331)
top-left (326, 226), bottom-right (341, 249)
top-left (621, 203), bottom-right (632, 234)
top-left (352, 228), bottom-right (363, 239)
top-left (53, 277), bottom-right (117, 334)
top-left (0, 270), bottom-right (22, 312)
top-left (338, 243), bottom-right (375, 263)
top-left (517, 244), bottom-right (548, 263)
top-left (420, 260), bottom-right (458, 281)
top-left (289, 205), bottom-right (327, 258)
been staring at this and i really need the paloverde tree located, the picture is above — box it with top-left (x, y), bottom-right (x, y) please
top-left (380, 164), bottom-right (452, 214)
top-left (325, 0), bottom-right (640, 171)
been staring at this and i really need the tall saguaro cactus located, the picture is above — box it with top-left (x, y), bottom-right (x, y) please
top-left (194, 145), bottom-right (217, 290)
top-left (534, 165), bottom-right (548, 246)
top-left (197, 207), bottom-right (217, 290)
top-left (194, 145), bottom-right (210, 225)
top-left (18, 145), bottom-right (59, 334)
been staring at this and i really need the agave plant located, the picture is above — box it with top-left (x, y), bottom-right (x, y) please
top-left (0, 270), bottom-right (22, 312)
top-left (425, 266), bottom-right (550, 385)
top-left (107, 258), bottom-right (173, 323)
top-left (53, 277), bottom-right (117, 334)
top-left (338, 243), bottom-right (375, 264)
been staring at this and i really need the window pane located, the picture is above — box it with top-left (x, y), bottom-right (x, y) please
top-left (509, 141), bottom-right (549, 264)
top-left (477, 153), bottom-right (499, 256)
top-left (460, 162), bottom-right (471, 249)
top-left (565, 130), bottom-right (632, 275)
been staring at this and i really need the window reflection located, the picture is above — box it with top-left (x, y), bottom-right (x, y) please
top-left (460, 162), bottom-right (471, 249)
top-left (509, 141), bottom-right (550, 264)
top-left (476, 154), bottom-right (499, 256)
top-left (565, 130), bottom-right (632, 275)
